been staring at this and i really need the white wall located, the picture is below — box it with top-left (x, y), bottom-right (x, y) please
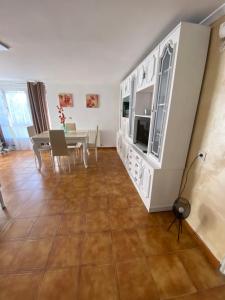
top-left (46, 83), bottom-right (119, 147)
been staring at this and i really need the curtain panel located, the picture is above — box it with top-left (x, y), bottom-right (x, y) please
top-left (27, 82), bottom-right (50, 134)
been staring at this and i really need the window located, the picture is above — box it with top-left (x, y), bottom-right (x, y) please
top-left (0, 85), bottom-right (33, 150)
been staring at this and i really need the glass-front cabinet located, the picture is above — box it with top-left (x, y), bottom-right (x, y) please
top-left (150, 43), bottom-right (174, 159)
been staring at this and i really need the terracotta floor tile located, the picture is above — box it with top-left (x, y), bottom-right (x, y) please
top-left (178, 248), bottom-right (225, 290)
top-left (47, 235), bottom-right (81, 268)
top-left (0, 241), bottom-right (23, 273)
top-left (137, 226), bottom-right (196, 256)
top-left (116, 258), bottom-right (159, 300)
top-left (29, 215), bottom-right (61, 238)
top-left (0, 218), bottom-right (8, 232)
top-left (173, 285), bottom-right (225, 300)
top-left (81, 231), bottom-right (113, 264)
top-left (126, 194), bottom-right (143, 207)
top-left (85, 210), bottom-right (110, 232)
top-left (109, 195), bottom-right (129, 209)
top-left (137, 227), bottom-right (174, 255)
top-left (148, 254), bottom-right (197, 299)
top-left (63, 199), bottom-right (84, 214)
top-left (109, 209), bottom-right (135, 230)
top-left (39, 200), bottom-right (65, 216)
top-left (13, 238), bottom-right (53, 271)
top-left (0, 218), bottom-right (35, 241)
top-left (79, 264), bottom-right (118, 300)
top-left (129, 207), bottom-right (158, 227)
top-left (38, 267), bottom-right (79, 300)
top-left (84, 196), bottom-right (108, 212)
top-left (16, 201), bottom-right (45, 218)
top-left (58, 213), bottom-right (85, 235)
top-left (112, 229), bottom-right (145, 261)
top-left (0, 272), bottom-right (43, 300)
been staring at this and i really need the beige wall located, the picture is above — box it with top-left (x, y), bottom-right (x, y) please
top-left (183, 16), bottom-right (225, 262)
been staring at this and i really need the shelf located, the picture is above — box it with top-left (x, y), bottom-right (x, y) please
top-left (135, 114), bottom-right (151, 118)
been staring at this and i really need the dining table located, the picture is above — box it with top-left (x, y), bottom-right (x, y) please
top-left (32, 130), bottom-right (89, 170)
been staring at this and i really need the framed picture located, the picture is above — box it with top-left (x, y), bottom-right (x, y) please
top-left (86, 94), bottom-right (99, 108)
top-left (58, 93), bottom-right (73, 107)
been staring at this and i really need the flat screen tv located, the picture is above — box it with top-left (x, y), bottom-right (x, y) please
top-left (135, 117), bottom-right (150, 148)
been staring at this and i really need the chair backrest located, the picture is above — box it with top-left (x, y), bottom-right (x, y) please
top-left (66, 123), bottom-right (76, 132)
top-left (49, 130), bottom-right (68, 156)
top-left (27, 126), bottom-right (36, 138)
top-left (94, 125), bottom-right (99, 146)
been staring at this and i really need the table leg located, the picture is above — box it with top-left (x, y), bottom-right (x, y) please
top-left (33, 142), bottom-right (42, 170)
top-left (82, 140), bottom-right (88, 168)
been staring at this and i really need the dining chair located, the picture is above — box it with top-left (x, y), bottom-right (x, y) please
top-left (49, 129), bottom-right (73, 172)
top-left (87, 125), bottom-right (99, 161)
top-left (65, 122), bottom-right (82, 161)
top-left (65, 123), bottom-right (76, 132)
top-left (27, 125), bottom-right (51, 166)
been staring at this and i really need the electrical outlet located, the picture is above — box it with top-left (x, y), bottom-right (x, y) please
top-left (198, 151), bottom-right (207, 161)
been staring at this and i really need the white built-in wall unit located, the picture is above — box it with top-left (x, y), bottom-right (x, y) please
top-left (117, 22), bottom-right (210, 212)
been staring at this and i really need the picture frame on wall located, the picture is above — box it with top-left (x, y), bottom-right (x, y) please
top-left (58, 93), bottom-right (73, 107)
top-left (86, 94), bottom-right (99, 108)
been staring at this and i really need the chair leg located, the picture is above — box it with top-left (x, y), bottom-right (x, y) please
top-left (80, 147), bottom-right (83, 162)
top-left (51, 156), bottom-right (56, 173)
top-left (95, 147), bottom-right (98, 162)
top-left (68, 157), bottom-right (71, 173)
top-left (73, 152), bottom-right (76, 166)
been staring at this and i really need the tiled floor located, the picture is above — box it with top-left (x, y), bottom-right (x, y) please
top-left (0, 149), bottom-right (224, 300)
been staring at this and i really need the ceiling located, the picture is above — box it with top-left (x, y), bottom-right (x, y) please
top-left (0, 0), bottom-right (224, 84)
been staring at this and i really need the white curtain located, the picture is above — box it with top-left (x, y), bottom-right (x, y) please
top-left (0, 87), bottom-right (33, 150)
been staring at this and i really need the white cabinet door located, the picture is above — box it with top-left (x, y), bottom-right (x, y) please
top-left (128, 75), bottom-right (136, 138)
top-left (137, 46), bottom-right (159, 92)
top-left (139, 161), bottom-right (152, 209)
top-left (149, 35), bottom-right (178, 161)
top-left (146, 46), bottom-right (159, 87)
top-left (122, 76), bottom-right (131, 98)
top-left (121, 140), bottom-right (129, 163)
top-left (142, 165), bottom-right (151, 199)
top-left (117, 133), bottom-right (122, 155)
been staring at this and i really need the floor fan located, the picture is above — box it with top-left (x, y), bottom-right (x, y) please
top-left (168, 154), bottom-right (203, 240)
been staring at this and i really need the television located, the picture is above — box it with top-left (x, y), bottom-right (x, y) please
top-left (123, 101), bottom-right (129, 118)
top-left (135, 117), bottom-right (150, 150)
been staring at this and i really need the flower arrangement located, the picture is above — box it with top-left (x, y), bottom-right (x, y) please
top-left (56, 105), bottom-right (66, 130)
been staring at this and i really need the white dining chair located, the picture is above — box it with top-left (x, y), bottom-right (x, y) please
top-left (65, 122), bottom-right (82, 161)
top-left (27, 126), bottom-right (51, 166)
top-left (65, 123), bottom-right (76, 132)
top-left (87, 125), bottom-right (99, 161)
top-left (49, 129), bottom-right (75, 172)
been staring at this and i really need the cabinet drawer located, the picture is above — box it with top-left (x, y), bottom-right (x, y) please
top-left (134, 153), bottom-right (142, 164)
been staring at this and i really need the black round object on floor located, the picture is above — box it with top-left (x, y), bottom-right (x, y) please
top-left (173, 197), bottom-right (191, 219)
top-left (168, 197), bottom-right (191, 241)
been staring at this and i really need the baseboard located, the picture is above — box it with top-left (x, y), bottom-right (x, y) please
top-left (184, 220), bottom-right (220, 269)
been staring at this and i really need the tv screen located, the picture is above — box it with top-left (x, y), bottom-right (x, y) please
top-left (136, 118), bottom-right (150, 146)
top-left (123, 101), bottom-right (129, 118)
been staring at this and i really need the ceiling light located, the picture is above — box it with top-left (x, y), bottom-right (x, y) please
top-left (0, 42), bottom-right (10, 51)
